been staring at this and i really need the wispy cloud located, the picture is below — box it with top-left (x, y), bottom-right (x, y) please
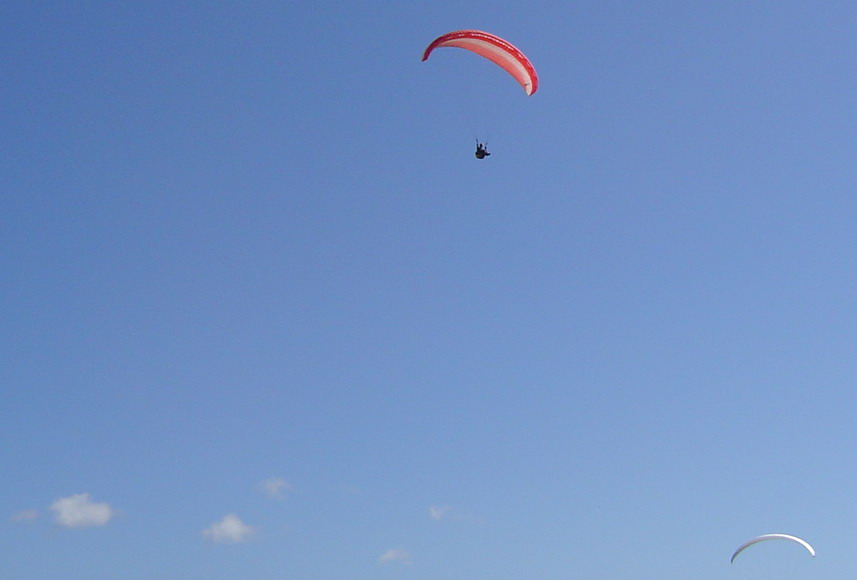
top-left (334, 484), bottom-right (361, 496)
top-left (379, 548), bottom-right (411, 565)
top-left (429, 505), bottom-right (450, 521)
top-left (203, 514), bottom-right (254, 543)
top-left (50, 494), bottom-right (115, 528)
top-left (11, 509), bottom-right (39, 523)
top-left (258, 477), bottom-right (292, 500)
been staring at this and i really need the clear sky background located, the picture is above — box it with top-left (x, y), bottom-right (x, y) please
top-left (3, 2), bottom-right (857, 578)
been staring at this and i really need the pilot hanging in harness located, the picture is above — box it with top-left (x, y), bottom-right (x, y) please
top-left (475, 141), bottom-right (490, 159)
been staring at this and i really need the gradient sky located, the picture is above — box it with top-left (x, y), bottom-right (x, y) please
top-left (3, 2), bottom-right (857, 578)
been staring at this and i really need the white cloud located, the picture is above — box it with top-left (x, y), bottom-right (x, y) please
top-left (203, 514), bottom-right (254, 543)
top-left (429, 505), bottom-right (450, 521)
top-left (259, 477), bottom-right (292, 500)
top-left (50, 494), bottom-right (115, 528)
top-left (379, 548), bottom-right (411, 565)
top-left (11, 509), bottom-right (39, 523)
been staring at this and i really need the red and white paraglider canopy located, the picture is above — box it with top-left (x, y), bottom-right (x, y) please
top-left (422, 30), bottom-right (538, 96)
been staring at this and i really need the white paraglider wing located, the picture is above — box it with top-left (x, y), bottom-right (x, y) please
top-left (731, 533), bottom-right (816, 563)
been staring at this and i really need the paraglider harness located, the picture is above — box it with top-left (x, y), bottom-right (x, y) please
top-left (475, 142), bottom-right (490, 159)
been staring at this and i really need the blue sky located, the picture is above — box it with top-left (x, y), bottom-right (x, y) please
top-left (3, 2), bottom-right (857, 578)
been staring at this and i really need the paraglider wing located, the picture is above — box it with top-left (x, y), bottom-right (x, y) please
top-left (422, 30), bottom-right (538, 96)
top-left (730, 534), bottom-right (816, 563)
